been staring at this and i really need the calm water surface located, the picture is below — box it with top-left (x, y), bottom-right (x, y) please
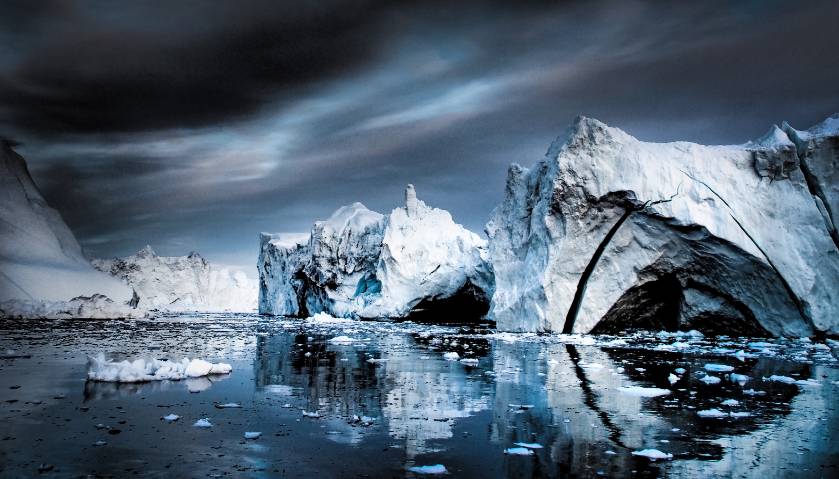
top-left (0, 314), bottom-right (837, 478)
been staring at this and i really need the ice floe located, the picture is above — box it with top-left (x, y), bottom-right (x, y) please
top-left (617, 386), bottom-right (670, 397)
top-left (193, 418), bottom-right (213, 428)
top-left (408, 464), bottom-right (448, 474)
top-left (86, 353), bottom-right (232, 382)
top-left (504, 447), bottom-right (535, 456)
top-left (631, 449), bottom-right (673, 460)
top-left (244, 431), bottom-right (262, 439)
top-left (162, 414), bottom-right (180, 422)
top-left (704, 364), bottom-right (735, 372)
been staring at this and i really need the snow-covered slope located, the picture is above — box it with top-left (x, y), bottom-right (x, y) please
top-left (259, 185), bottom-right (493, 319)
top-left (486, 115), bottom-right (839, 336)
top-left (93, 246), bottom-right (257, 312)
top-left (0, 140), bottom-right (134, 308)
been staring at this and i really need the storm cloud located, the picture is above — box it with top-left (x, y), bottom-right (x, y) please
top-left (2, 0), bottom-right (838, 271)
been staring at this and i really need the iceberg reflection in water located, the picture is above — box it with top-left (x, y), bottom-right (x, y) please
top-left (0, 314), bottom-right (836, 477)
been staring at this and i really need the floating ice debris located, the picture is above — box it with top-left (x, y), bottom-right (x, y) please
top-left (734, 350), bottom-right (747, 360)
top-left (631, 449), bottom-right (673, 460)
top-left (408, 464), bottom-right (448, 474)
top-left (730, 411), bottom-right (752, 418)
top-left (764, 375), bottom-right (796, 384)
top-left (306, 312), bottom-right (354, 323)
top-left (795, 378), bottom-right (822, 387)
top-left (704, 364), bottom-right (735, 372)
top-left (93, 440), bottom-right (107, 446)
top-left (743, 389), bottom-right (766, 396)
top-left (214, 402), bottom-right (242, 409)
top-left (504, 447), bottom-right (535, 456)
top-left (698, 409), bottom-right (728, 418)
top-left (699, 375), bottom-right (721, 384)
top-left (605, 450), bottom-right (617, 455)
top-left (162, 414), bottom-right (180, 422)
top-left (193, 418), bottom-right (213, 428)
top-left (366, 358), bottom-right (387, 364)
top-left (443, 352), bottom-right (460, 361)
top-left (508, 404), bottom-right (535, 409)
top-left (674, 368), bottom-right (686, 374)
top-left (668, 374), bottom-right (679, 385)
top-left (328, 336), bottom-right (357, 344)
top-left (635, 367), bottom-right (646, 372)
top-left (513, 442), bottom-right (544, 449)
top-left (302, 410), bottom-right (321, 418)
top-left (86, 353), bottom-right (231, 383)
top-left (460, 358), bottom-right (479, 366)
top-left (729, 373), bottom-right (750, 384)
top-left (698, 409), bottom-right (750, 418)
top-left (244, 431), bottom-right (262, 439)
top-left (95, 423), bottom-right (107, 429)
top-left (617, 386), bottom-right (670, 397)
top-left (721, 399), bottom-right (740, 406)
top-left (616, 367), bottom-right (625, 373)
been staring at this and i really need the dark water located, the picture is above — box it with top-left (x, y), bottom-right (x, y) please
top-left (0, 314), bottom-right (837, 478)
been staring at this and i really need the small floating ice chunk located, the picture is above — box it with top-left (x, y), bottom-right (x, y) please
top-left (605, 450), bottom-right (617, 455)
top-left (306, 312), bottom-right (353, 323)
top-left (674, 368), bottom-right (686, 374)
top-left (408, 464), bottom-right (448, 474)
top-left (504, 447), bottom-right (535, 456)
top-left (631, 449), bottom-right (673, 460)
top-left (513, 442), bottom-right (543, 449)
top-left (214, 402), bottom-right (242, 409)
top-left (700, 375), bottom-right (721, 384)
top-left (460, 358), bottom-right (479, 366)
top-left (704, 364), bottom-right (735, 372)
top-left (729, 411), bottom-right (752, 418)
top-left (302, 410), bottom-right (321, 418)
top-left (729, 373), bottom-right (750, 384)
top-left (697, 409), bottom-right (728, 418)
top-left (743, 389), bottom-right (766, 396)
top-left (721, 399), bottom-right (740, 406)
top-left (328, 336), bottom-right (357, 344)
top-left (764, 375), bottom-right (796, 384)
top-left (193, 418), bottom-right (213, 428)
top-left (93, 440), bottom-right (107, 446)
top-left (668, 374), bottom-right (679, 385)
top-left (162, 414), bottom-right (180, 422)
top-left (244, 431), bottom-right (262, 439)
top-left (442, 352), bottom-right (460, 361)
top-left (617, 386), bottom-right (670, 397)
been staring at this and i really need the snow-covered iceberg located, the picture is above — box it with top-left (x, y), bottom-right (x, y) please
top-left (0, 140), bottom-right (137, 316)
top-left (486, 114), bottom-right (839, 336)
top-left (93, 246), bottom-right (257, 312)
top-left (259, 185), bottom-right (493, 320)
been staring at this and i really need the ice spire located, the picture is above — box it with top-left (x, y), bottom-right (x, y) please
top-left (405, 184), bottom-right (418, 217)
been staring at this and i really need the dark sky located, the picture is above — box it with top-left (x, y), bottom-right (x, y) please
top-left (2, 0), bottom-right (838, 273)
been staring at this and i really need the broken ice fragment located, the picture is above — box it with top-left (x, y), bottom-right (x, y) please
top-left (631, 449), bottom-right (673, 460)
top-left (193, 418), bottom-right (213, 428)
top-left (504, 447), bottom-right (535, 455)
top-left (408, 464), bottom-right (448, 474)
top-left (244, 431), bottom-right (262, 439)
top-left (162, 414), bottom-right (180, 422)
top-left (617, 386), bottom-right (670, 397)
top-left (704, 364), bottom-right (735, 372)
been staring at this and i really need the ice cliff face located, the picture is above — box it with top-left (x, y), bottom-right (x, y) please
top-left (487, 115), bottom-right (839, 336)
top-left (259, 185), bottom-right (493, 319)
top-left (0, 141), bottom-right (133, 306)
top-left (93, 246), bottom-right (257, 312)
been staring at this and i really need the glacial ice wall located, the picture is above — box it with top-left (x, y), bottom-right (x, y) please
top-left (259, 185), bottom-right (493, 319)
top-left (486, 114), bottom-right (839, 336)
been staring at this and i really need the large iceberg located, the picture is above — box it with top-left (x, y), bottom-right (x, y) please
top-left (0, 140), bottom-right (136, 316)
top-left (93, 246), bottom-right (257, 312)
top-left (259, 185), bottom-right (493, 320)
top-left (486, 115), bottom-right (839, 336)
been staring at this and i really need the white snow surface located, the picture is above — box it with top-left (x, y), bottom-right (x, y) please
top-left (258, 185), bottom-right (493, 319)
top-left (486, 115), bottom-right (839, 335)
top-left (86, 353), bottom-right (232, 382)
top-left (0, 142), bottom-right (135, 312)
top-left (93, 246), bottom-right (257, 312)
